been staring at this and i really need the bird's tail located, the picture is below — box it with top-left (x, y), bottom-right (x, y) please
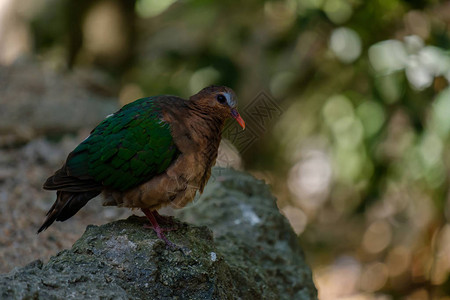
top-left (37, 190), bottom-right (100, 233)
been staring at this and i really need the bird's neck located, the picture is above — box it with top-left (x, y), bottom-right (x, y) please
top-left (163, 100), bottom-right (225, 156)
top-left (187, 103), bottom-right (225, 144)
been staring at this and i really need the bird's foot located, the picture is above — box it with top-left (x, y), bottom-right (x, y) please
top-left (141, 208), bottom-right (179, 249)
top-left (142, 224), bottom-right (177, 232)
top-left (153, 210), bottom-right (177, 226)
top-left (143, 224), bottom-right (178, 249)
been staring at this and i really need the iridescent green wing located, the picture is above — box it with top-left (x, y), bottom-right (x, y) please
top-left (66, 97), bottom-right (179, 191)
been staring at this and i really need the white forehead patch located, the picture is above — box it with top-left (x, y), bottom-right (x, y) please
top-left (224, 92), bottom-right (235, 107)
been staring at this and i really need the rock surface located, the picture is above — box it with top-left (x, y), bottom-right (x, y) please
top-left (0, 168), bottom-right (317, 299)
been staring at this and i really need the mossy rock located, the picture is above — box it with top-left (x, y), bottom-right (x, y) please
top-left (0, 168), bottom-right (317, 299)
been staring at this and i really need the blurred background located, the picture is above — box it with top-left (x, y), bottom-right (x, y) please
top-left (1, 0), bottom-right (450, 298)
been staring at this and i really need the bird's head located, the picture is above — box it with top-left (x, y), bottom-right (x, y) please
top-left (190, 86), bottom-right (245, 129)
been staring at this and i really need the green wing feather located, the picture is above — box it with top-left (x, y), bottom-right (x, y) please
top-left (66, 97), bottom-right (179, 191)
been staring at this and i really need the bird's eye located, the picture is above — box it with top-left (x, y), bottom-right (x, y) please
top-left (217, 94), bottom-right (227, 104)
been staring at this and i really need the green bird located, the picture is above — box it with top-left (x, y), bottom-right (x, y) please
top-left (38, 86), bottom-right (245, 247)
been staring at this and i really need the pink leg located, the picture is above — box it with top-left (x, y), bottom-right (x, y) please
top-left (153, 210), bottom-right (176, 225)
top-left (141, 208), bottom-right (177, 249)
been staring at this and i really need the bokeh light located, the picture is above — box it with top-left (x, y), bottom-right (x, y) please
top-left (1, 0), bottom-right (450, 299)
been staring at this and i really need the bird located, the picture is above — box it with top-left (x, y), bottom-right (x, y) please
top-left (38, 85), bottom-right (245, 247)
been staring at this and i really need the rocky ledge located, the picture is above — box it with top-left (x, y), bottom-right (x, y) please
top-left (0, 168), bottom-right (317, 299)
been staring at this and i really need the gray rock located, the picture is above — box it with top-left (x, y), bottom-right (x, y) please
top-left (0, 60), bottom-right (118, 146)
top-left (0, 168), bottom-right (317, 299)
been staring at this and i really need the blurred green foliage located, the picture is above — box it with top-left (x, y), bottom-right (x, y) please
top-left (10, 0), bottom-right (450, 298)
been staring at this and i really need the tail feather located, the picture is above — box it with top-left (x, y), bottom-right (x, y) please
top-left (43, 167), bottom-right (101, 192)
top-left (37, 190), bottom-right (100, 233)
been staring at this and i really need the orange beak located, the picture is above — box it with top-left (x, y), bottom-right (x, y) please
top-left (231, 108), bottom-right (245, 130)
